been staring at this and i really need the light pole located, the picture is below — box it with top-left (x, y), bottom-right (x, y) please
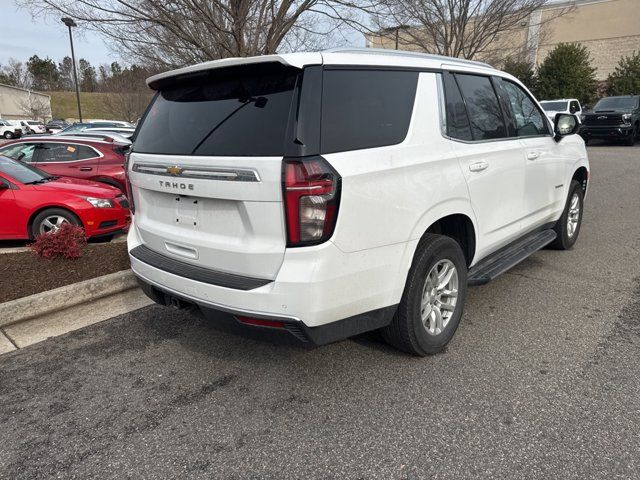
top-left (61, 17), bottom-right (82, 122)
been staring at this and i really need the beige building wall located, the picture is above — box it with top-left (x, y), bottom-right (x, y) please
top-left (537, 0), bottom-right (640, 79)
top-left (368, 0), bottom-right (640, 80)
top-left (0, 83), bottom-right (52, 121)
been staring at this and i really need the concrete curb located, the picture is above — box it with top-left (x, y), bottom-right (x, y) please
top-left (0, 270), bottom-right (138, 327)
top-left (0, 246), bottom-right (30, 254)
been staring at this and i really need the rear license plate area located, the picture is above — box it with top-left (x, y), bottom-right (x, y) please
top-left (175, 195), bottom-right (199, 228)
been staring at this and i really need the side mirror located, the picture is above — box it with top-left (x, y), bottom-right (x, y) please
top-left (554, 113), bottom-right (580, 142)
top-left (0, 181), bottom-right (9, 190)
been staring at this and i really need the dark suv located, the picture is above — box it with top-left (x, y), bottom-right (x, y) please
top-left (581, 95), bottom-right (640, 146)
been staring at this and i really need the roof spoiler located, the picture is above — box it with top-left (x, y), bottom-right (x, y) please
top-left (146, 53), bottom-right (321, 90)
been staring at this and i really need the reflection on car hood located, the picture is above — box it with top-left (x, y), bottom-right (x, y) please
top-left (31, 176), bottom-right (119, 197)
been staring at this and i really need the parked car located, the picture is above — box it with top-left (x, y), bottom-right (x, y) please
top-left (0, 119), bottom-right (23, 139)
top-left (57, 121), bottom-right (134, 135)
top-left (127, 49), bottom-right (589, 355)
top-left (0, 156), bottom-right (130, 240)
top-left (580, 95), bottom-right (640, 146)
top-left (0, 136), bottom-right (129, 192)
top-left (81, 126), bottom-right (136, 139)
top-left (20, 120), bottom-right (46, 135)
top-left (56, 131), bottom-right (133, 145)
top-left (45, 119), bottom-right (69, 134)
top-left (540, 99), bottom-right (582, 125)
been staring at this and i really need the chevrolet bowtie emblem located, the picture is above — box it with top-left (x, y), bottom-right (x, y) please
top-left (166, 165), bottom-right (183, 175)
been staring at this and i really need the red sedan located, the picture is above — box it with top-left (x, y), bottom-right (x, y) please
top-left (0, 135), bottom-right (128, 192)
top-left (0, 156), bottom-right (130, 240)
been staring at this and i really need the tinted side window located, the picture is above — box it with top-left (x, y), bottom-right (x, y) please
top-left (441, 73), bottom-right (473, 141)
top-left (570, 101), bottom-right (580, 113)
top-left (77, 145), bottom-right (99, 160)
top-left (455, 74), bottom-right (507, 140)
top-left (38, 143), bottom-right (80, 162)
top-left (321, 70), bottom-right (418, 153)
top-left (500, 80), bottom-right (549, 137)
top-left (0, 143), bottom-right (37, 163)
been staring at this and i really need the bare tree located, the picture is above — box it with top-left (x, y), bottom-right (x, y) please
top-left (21, 0), bottom-right (374, 69)
top-left (369, 0), bottom-right (573, 63)
top-left (0, 58), bottom-right (33, 89)
top-left (18, 94), bottom-right (52, 122)
top-left (102, 68), bottom-right (154, 122)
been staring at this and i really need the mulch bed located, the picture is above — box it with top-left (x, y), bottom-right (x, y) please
top-left (0, 242), bottom-right (130, 303)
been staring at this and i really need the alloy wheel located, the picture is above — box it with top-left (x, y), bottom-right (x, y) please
top-left (39, 215), bottom-right (69, 234)
top-left (420, 259), bottom-right (459, 336)
top-left (567, 193), bottom-right (580, 238)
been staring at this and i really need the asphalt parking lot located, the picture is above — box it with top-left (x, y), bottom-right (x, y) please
top-left (1, 144), bottom-right (639, 479)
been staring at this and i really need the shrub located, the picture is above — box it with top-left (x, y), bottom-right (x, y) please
top-left (536, 43), bottom-right (598, 105)
top-left (30, 223), bottom-right (87, 259)
top-left (607, 51), bottom-right (640, 96)
top-left (502, 57), bottom-right (536, 91)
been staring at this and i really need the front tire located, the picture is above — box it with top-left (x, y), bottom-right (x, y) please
top-left (382, 234), bottom-right (468, 356)
top-left (549, 180), bottom-right (584, 250)
top-left (30, 208), bottom-right (81, 239)
top-left (3, 131), bottom-right (13, 139)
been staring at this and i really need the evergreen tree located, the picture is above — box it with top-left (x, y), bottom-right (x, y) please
top-left (57, 56), bottom-right (74, 91)
top-left (26, 55), bottom-right (59, 91)
top-left (78, 59), bottom-right (98, 92)
top-left (502, 57), bottom-right (536, 91)
top-left (536, 43), bottom-right (598, 105)
top-left (607, 51), bottom-right (640, 96)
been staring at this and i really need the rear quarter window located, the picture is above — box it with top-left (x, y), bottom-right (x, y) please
top-left (320, 69), bottom-right (418, 153)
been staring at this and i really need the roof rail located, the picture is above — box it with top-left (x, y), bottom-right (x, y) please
top-left (324, 47), bottom-right (494, 69)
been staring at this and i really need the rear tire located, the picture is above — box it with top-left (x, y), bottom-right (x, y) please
top-left (549, 180), bottom-right (583, 250)
top-left (30, 208), bottom-right (81, 239)
top-left (382, 234), bottom-right (467, 356)
top-left (3, 131), bottom-right (13, 139)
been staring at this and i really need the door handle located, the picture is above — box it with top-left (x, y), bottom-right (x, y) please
top-left (527, 151), bottom-right (540, 160)
top-left (79, 167), bottom-right (92, 171)
top-left (469, 160), bottom-right (489, 172)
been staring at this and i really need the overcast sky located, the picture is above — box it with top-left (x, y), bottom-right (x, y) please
top-left (0, 0), bottom-right (365, 68)
top-left (0, 1), bottom-right (114, 67)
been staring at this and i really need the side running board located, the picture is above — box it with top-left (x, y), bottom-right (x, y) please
top-left (467, 229), bottom-right (557, 286)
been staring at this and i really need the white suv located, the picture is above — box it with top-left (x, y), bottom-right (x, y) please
top-left (127, 49), bottom-right (589, 355)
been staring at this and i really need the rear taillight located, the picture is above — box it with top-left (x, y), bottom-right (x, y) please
top-left (124, 152), bottom-right (135, 214)
top-left (283, 156), bottom-right (341, 247)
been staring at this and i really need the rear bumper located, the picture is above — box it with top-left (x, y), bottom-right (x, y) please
top-left (136, 274), bottom-right (396, 345)
top-left (127, 223), bottom-right (408, 330)
top-left (580, 125), bottom-right (634, 138)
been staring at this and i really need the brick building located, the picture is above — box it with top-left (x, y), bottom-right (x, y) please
top-left (367, 0), bottom-right (640, 80)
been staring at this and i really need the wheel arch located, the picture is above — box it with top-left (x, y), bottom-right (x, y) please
top-left (27, 205), bottom-right (84, 238)
top-left (423, 214), bottom-right (476, 267)
top-left (572, 166), bottom-right (589, 195)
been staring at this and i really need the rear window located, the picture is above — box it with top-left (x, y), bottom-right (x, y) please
top-left (540, 101), bottom-right (568, 112)
top-left (134, 65), bottom-right (300, 157)
top-left (321, 70), bottom-right (418, 153)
